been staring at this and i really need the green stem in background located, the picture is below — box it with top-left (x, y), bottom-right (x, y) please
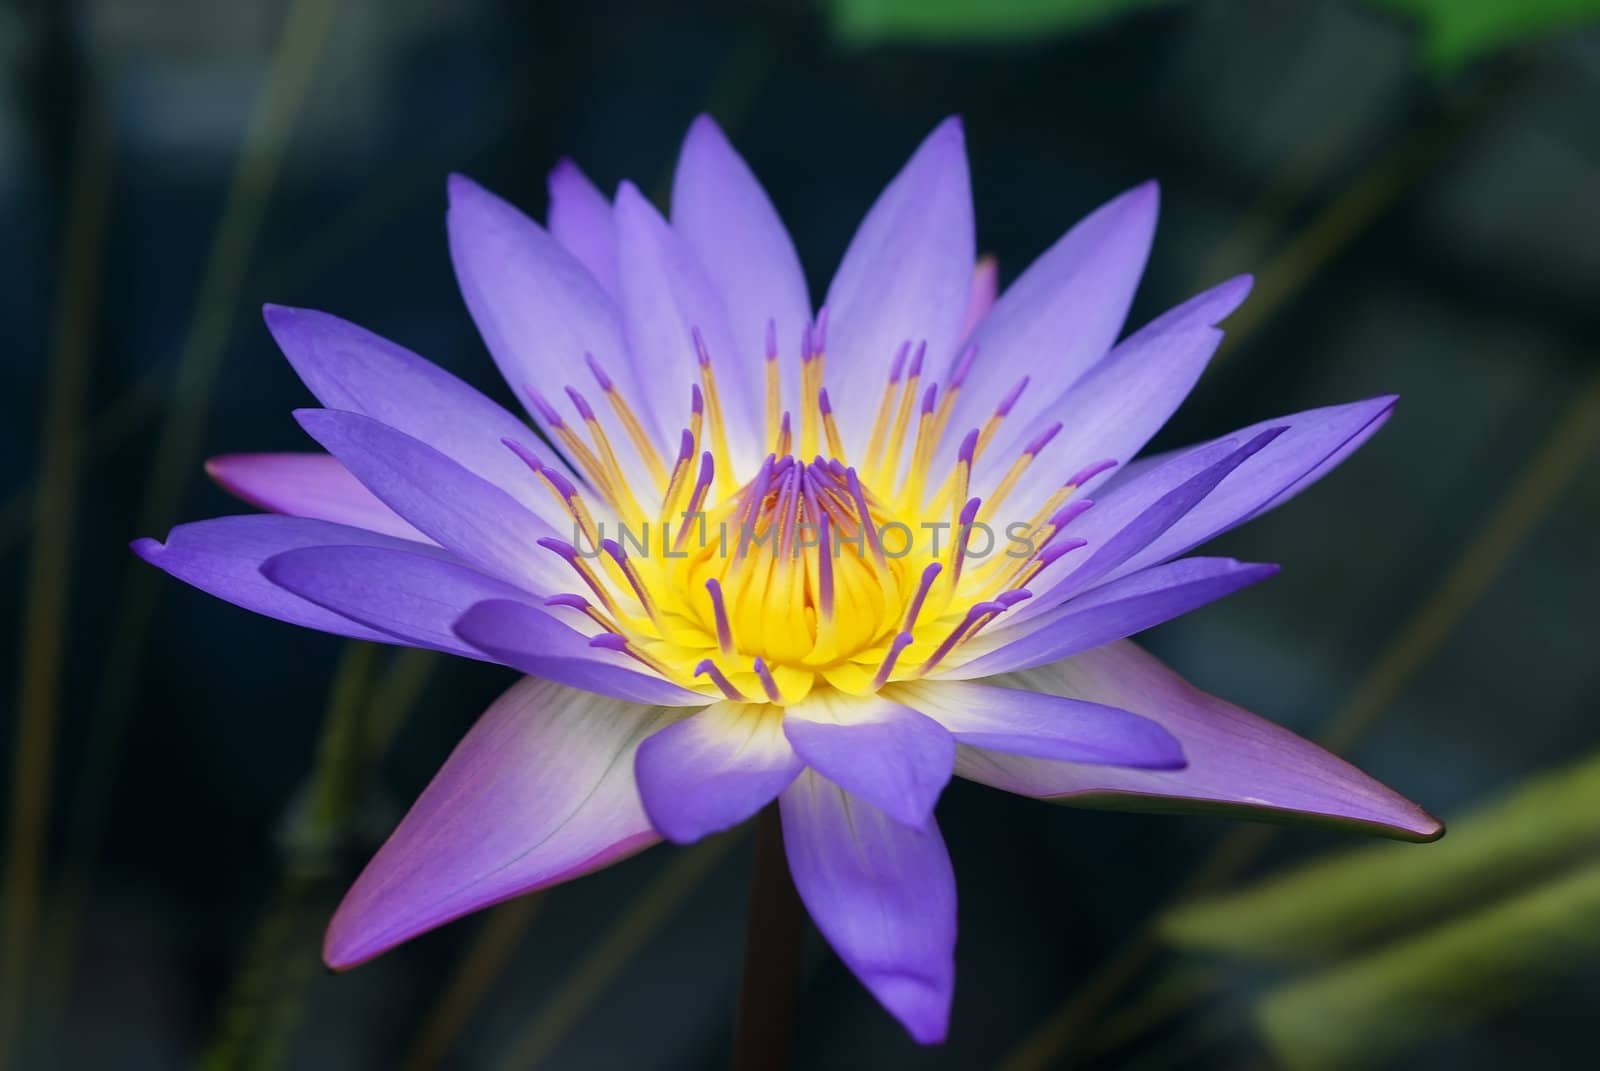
top-left (198, 642), bottom-right (377, 1071)
top-left (19, 1), bottom-right (334, 1064)
top-left (0, 102), bottom-right (114, 1071)
top-left (492, 833), bottom-right (740, 1071)
top-left (732, 806), bottom-right (806, 1071)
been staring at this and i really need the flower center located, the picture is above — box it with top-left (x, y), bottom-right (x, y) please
top-left (515, 315), bottom-right (1107, 705)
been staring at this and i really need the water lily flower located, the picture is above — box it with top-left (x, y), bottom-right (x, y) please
top-left (135, 115), bottom-right (1441, 1043)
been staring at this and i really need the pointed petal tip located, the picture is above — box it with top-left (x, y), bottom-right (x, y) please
top-left (445, 171), bottom-right (481, 204)
top-left (863, 970), bottom-right (951, 1044)
top-left (1119, 178), bottom-right (1159, 214)
top-left (1220, 272), bottom-right (1255, 305)
top-left (129, 536), bottom-right (163, 561)
top-left (686, 112), bottom-right (727, 142)
top-left (321, 924), bottom-right (363, 972)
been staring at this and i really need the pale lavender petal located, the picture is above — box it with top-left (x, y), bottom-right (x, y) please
top-left (294, 409), bottom-right (567, 594)
top-left (261, 305), bottom-right (580, 523)
top-left (634, 701), bottom-right (802, 844)
top-left (947, 557), bottom-right (1279, 679)
top-left (823, 117), bottom-right (974, 458)
top-left (1094, 396), bottom-right (1399, 585)
top-left (206, 452), bottom-right (427, 542)
top-left (976, 275), bottom-right (1253, 520)
top-left (131, 515), bottom-right (450, 643)
top-left (1011, 427), bottom-right (1285, 624)
top-left (780, 770), bottom-right (956, 1044)
top-left (957, 255), bottom-right (998, 341)
top-left (958, 641), bottom-right (1443, 841)
top-left (889, 679), bottom-right (1184, 769)
top-left (324, 678), bottom-right (673, 968)
top-left (447, 174), bottom-right (664, 496)
top-left (453, 598), bottom-right (709, 707)
top-left (943, 182), bottom-right (1157, 460)
top-left (671, 114), bottom-right (810, 413)
top-left (261, 545), bottom-right (534, 658)
top-left (547, 158), bottom-right (619, 297)
top-left (614, 181), bottom-right (764, 472)
top-left (782, 692), bottom-right (954, 829)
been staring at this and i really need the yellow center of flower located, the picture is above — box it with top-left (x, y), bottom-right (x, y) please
top-left (521, 322), bottom-right (1101, 705)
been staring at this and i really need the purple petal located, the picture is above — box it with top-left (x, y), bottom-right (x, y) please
top-left (782, 693), bottom-right (955, 829)
top-left (671, 114), bottom-right (810, 413)
top-left (976, 275), bottom-right (1253, 520)
top-left (206, 452), bottom-right (426, 542)
top-left (890, 679), bottom-right (1184, 769)
top-left (261, 544), bottom-right (534, 658)
top-left (131, 515), bottom-right (450, 642)
top-left (1093, 396), bottom-right (1399, 584)
top-left (547, 158), bottom-right (619, 297)
top-left (958, 640), bottom-right (1443, 841)
top-left (823, 117), bottom-right (974, 458)
top-left (634, 701), bottom-right (802, 844)
top-left (294, 409), bottom-right (566, 594)
top-left (261, 305), bottom-right (580, 524)
top-left (447, 174), bottom-right (664, 495)
top-left (324, 677), bottom-right (672, 968)
top-left (957, 255), bottom-right (999, 341)
top-left (453, 598), bottom-right (708, 707)
top-left (1012, 427), bottom-right (1286, 622)
top-left (943, 182), bottom-right (1157, 461)
top-left (614, 180), bottom-right (764, 472)
top-left (780, 770), bottom-right (956, 1044)
top-left (948, 557), bottom-right (1279, 679)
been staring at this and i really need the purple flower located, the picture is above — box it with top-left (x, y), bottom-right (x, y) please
top-left (136, 115), bottom-right (1440, 1044)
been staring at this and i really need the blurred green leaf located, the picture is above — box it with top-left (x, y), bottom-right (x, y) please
top-left (1255, 861), bottom-right (1600, 1070)
top-left (829, 0), bottom-right (1600, 74)
top-left (1162, 750), bottom-right (1600, 959)
top-left (1366, 0), bottom-right (1600, 72)
top-left (829, 0), bottom-right (1172, 45)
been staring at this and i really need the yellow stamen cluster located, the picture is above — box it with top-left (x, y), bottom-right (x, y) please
top-left (524, 329), bottom-right (1094, 705)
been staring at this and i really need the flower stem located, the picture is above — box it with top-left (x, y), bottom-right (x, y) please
top-left (732, 804), bottom-right (804, 1071)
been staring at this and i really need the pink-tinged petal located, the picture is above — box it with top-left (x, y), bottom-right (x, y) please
top-left (447, 174), bottom-right (663, 498)
top-left (889, 679), bottom-right (1184, 769)
top-left (960, 640), bottom-right (1443, 841)
top-left (671, 114), bottom-right (810, 412)
top-left (325, 678), bottom-right (674, 968)
top-left (206, 452), bottom-right (426, 542)
top-left (977, 275), bottom-right (1253, 520)
top-left (547, 158), bottom-right (619, 297)
top-left (948, 558), bottom-right (1280, 679)
top-left (823, 117), bottom-right (974, 458)
top-left (783, 692), bottom-right (954, 829)
top-left (261, 545), bottom-right (534, 658)
top-left (780, 770), bottom-right (956, 1044)
top-left (944, 182), bottom-right (1157, 460)
top-left (634, 701), bottom-right (802, 844)
top-left (131, 515), bottom-right (451, 643)
top-left (1094, 396), bottom-right (1399, 585)
top-left (261, 305), bottom-right (579, 524)
top-left (957, 254), bottom-right (998, 341)
top-left (453, 598), bottom-right (709, 707)
top-left (294, 409), bottom-right (566, 594)
top-left (614, 181), bottom-right (764, 472)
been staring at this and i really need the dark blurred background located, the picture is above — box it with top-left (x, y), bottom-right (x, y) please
top-left (3, 0), bottom-right (1598, 1068)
